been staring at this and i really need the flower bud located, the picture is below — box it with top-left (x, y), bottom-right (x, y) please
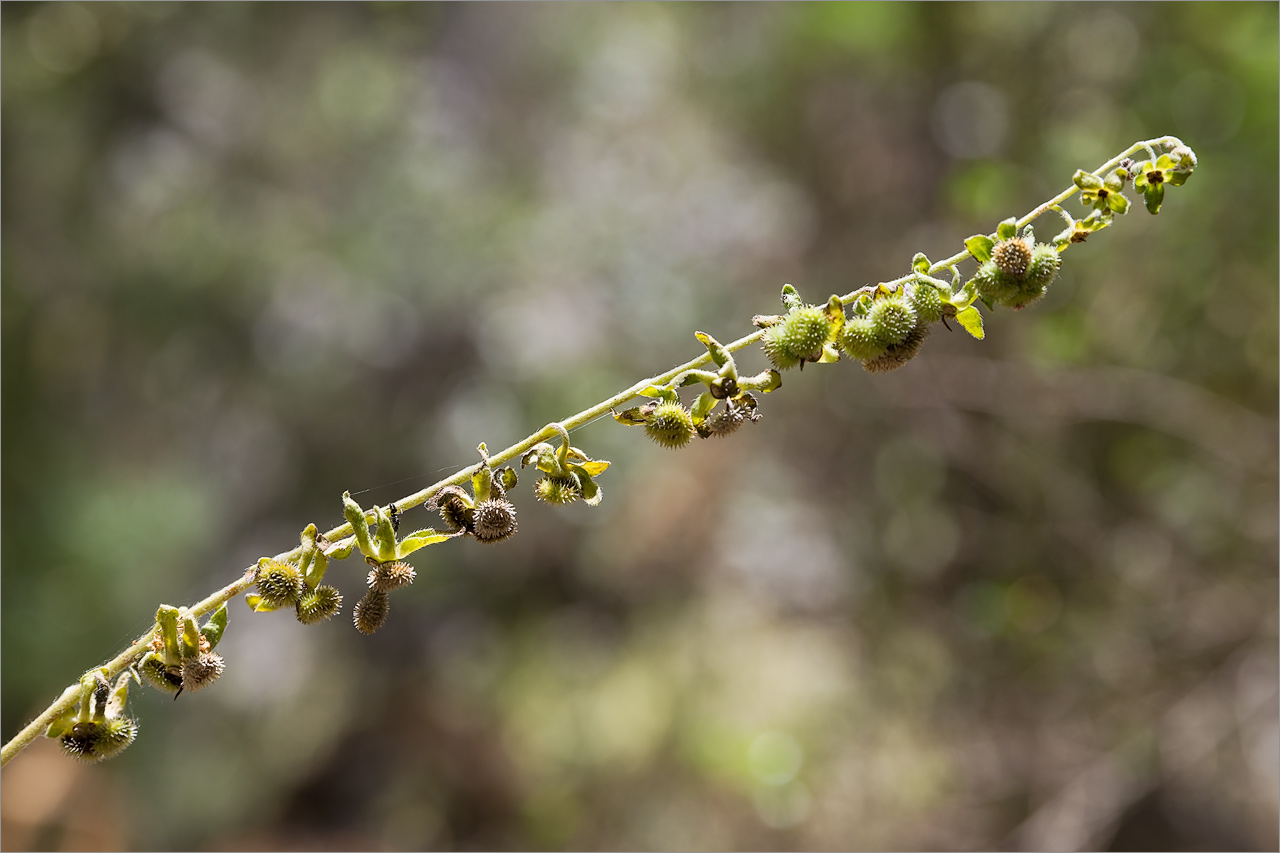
top-left (296, 585), bottom-right (344, 624)
top-left (472, 498), bottom-right (518, 544)
top-left (644, 401), bottom-right (696, 449)
top-left (761, 306), bottom-right (830, 370)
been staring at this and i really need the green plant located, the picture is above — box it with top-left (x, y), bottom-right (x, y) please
top-left (0, 136), bottom-right (1197, 768)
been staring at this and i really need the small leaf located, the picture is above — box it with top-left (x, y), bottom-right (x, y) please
top-left (498, 467), bottom-right (519, 492)
top-left (740, 368), bottom-right (781, 393)
top-left (956, 305), bottom-right (985, 340)
top-left (200, 604), bottom-right (228, 650)
top-left (965, 234), bottom-right (995, 264)
top-left (780, 284), bottom-right (803, 311)
top-left (396, 528), bottom-right (459, 558)
top-left (1108, 192), bottom-right (1131, 214)
top-left (1143, 183), bottom-right (1165, 215)
top-left (690, 392), bottom-right (717, 424)
top-left (612, 407), bottom-right (651, 426)
top-left (321, 535), bottom-right (357, 561)
top-left (695, 332), bottom-right (730, 367)
top-left (245, 593), bottom-right (283, 613)
top-left (817, 342), bottom-right (842, 364)
top-left (45, 706), bottom-right (79, 739)
top-left (912, 252), bottom-right (931, 273)
top-left (576, 459), bottom-right (610, 477)
top-left (576, 470), bottom-right (603, 506)
top-left (638, 385), bottom-right (679, 402)
top-left (996, 218), bottom-right (1018, 241)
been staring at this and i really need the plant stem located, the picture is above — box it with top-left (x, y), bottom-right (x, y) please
top-left (0, 137), bottom-right (1188, 769)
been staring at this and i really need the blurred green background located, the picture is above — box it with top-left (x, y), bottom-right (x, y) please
top-left (3, 3), bottom-right (1276, 850)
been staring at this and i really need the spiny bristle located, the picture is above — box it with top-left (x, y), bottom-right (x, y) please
top-left (256, 559), bottom-right (304, 608)
top-left (535, 475), bottom-right (581, 505)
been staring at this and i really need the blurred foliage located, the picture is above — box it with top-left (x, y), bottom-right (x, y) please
top-left (2, 3), bottom-right (1276, 850)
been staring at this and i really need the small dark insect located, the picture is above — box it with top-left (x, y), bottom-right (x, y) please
top-left (388, 504), bottom-right (401, 534)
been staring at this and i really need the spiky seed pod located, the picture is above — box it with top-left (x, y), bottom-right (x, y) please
top-left (367, 561), bottom-right (416, 592)
top-left (256, 559), bottom-right (304, 609)
top-left (433, 490), bottom-right (473, 533)
top-left (296, 585), bottom-right (343, 624)
top-left (908, 283), bottom-right (944, 325)
top-left (761, 306), bottom-right (831, 370)
top-left (699, 401), bottom-right (761, 439)
top-left (1024, 243), bottom-right (1061, 291)
top-left (60, 718), bottom-right (138, 763)
top-left (180, 652), bottom-right (225, 693)
top-left (972, 260), bottom-right (1020, 307)
top-left (139, 655), bottom-right (183, 694)
top-left (838, 317), bottom-right (889, 361)
top-left (868, 294), bottom-right (917, 346)
top-left (864, 322), bottom-right (930, 373)
top-left (644, 401), bottom-right (696, 449)
top-left (992, 236), bottom-right (1033, 278)
top-left (535, 474), bottom-right (581, 505)
top-left (472, 498), bottom-right (518, 544)
top-left (353, 589), bottom-right (390, 635)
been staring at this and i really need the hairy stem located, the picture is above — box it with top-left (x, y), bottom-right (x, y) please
top-left (0, 136), bottom-right (1188, 768)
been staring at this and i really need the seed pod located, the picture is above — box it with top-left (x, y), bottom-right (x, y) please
top-left (431, 487), bottom-right (473, 533)
top-left (761, 306), bottom-right (830, 370)
top-left (992, 236), bottom-right (1033, 278)
top-left (296, 585), bottom-right (344, 624)
top-left (644, 401), bottom-right (696, 449)
top-left (367, 561), bottom-right (416, 592)
top-left (699, 401), bottom-right (760, 439)
top-left (868, 294), bottom-right (917, 346)
top-left (60, 717), bottom-right (138, 763)
top-left (908, 283), bottom-right (944, 325)
top-left (972, 260), bottom-right (1020, 307)
top-left (353, 589), bottom-right (391, 635)
top-left (838, 317), bottom-right (888, 361)
top-left (256, 559), bottom-right (304, 609)
top-left (535, 474), bottom-right (581, 505)
top-left (472, 498), bottom-right (518, 544)
top-left (1024, 243), bottom-right (1061, 291)
top-left (139, 655), bottom-right (184, 695)
top-left (180, 652), bottom-right (226, 693)
top-left (864, 323), bottom-right (930, 373)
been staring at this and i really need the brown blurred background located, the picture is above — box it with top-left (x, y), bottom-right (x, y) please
top-left (3, 3), bottom-right (1276, 850)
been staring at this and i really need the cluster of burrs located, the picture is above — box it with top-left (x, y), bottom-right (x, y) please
top-left (47, 670), bottom-right (139, 763)
top-left (612, 332), bottom-right (781, 448)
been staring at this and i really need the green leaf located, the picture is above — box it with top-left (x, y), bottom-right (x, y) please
top-left (912, 252), bottom-right (931, 273)
top-left (612, 406), bottom-right (650, 426)
top-left (996, 218), bottom-right (1018, 240)
top-left (1143, 183), bottom-right (1165, 215)
top-left (342, 492), bottom-right (375, 558)
top-left (695, 332), bottom-right (730, 367)
top-left (576, 459), bottom-right (610, 477)
top-left (576, 470), bottom-right (603, 506)
top-left (200, 604), bottom-right (228, 650)
top-left (372, 507), bottom-right (398, 562)
top-left (817, 342), bottom-right (842, 364)
top-left (965, 234), bottom-right (995, 264)
top-left (45, 706), bottom-right (79, 739)
top-left (956, 305), bottom-right (985, 340)
top-left (1108, 192), bottom-right (1130, 214)
top-left (690, 392), bottom-right (717, 424)
top-left (498, 467), bottom-right (519, 492)
top-left (396, 528), bottom-right (459, 558)
top-left (321, 535), bottom-right (357, 561)
top-left (1073, 169), bottom-right (1103, 191)
top-left (740, 368), bottom-right (781, 393)
top-left (638, 385), bottom-right (679, 402)
top-left (245, 593), bottom-right (283, 613)
top-left (1167, 170), bottom-right (1190, 187)
top-left (780, 284), bottom-right (803, 312)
